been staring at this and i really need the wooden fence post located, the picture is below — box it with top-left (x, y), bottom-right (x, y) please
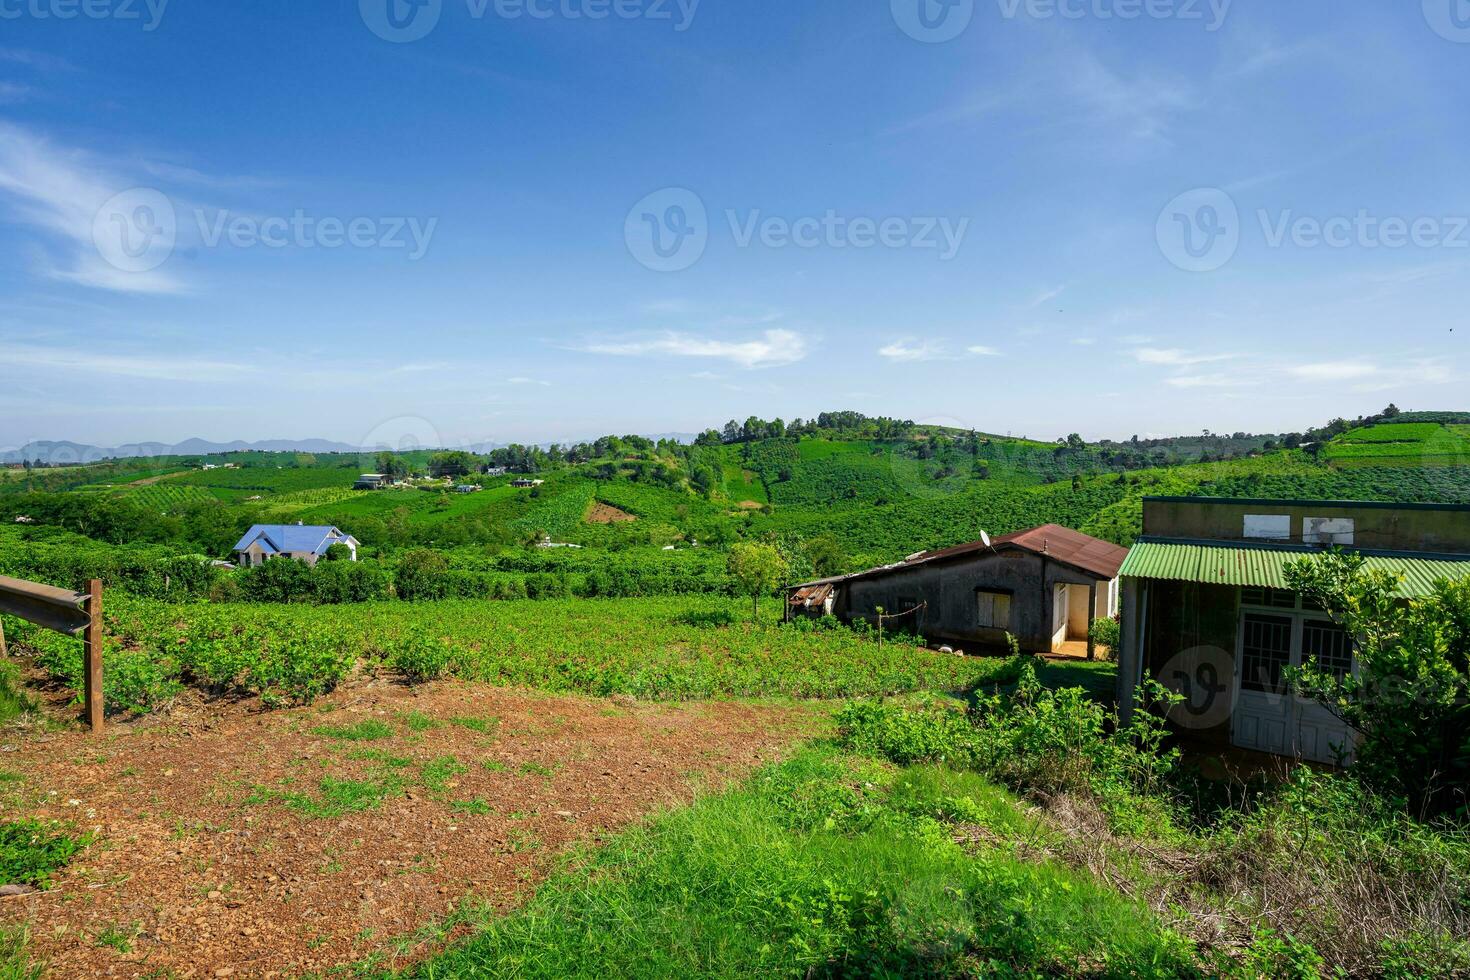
top-left (0, 617), bottom-right (7, 660)
top-left (84, 579), bottom-right (103, 733)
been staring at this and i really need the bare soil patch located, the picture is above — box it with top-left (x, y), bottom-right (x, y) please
top-left (0, 681), bottom-right (820, 977)
top-left (120, 469), bottom-right (192, 488)
top-left (586, 502), bottom-right (637, 524)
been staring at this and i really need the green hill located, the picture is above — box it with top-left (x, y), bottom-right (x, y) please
top-left (4, 409), bottom-right (1470, 598)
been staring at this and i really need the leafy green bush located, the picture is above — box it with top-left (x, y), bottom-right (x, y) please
top-left (1285, 551), bottom-right (1470, 816)
top-left (1089, 616), bottom-right (1121, 659)
top-left (841, 662), bottom-right (1182, 837)
top-left (386, 634), bottom-right (458, 684)
top-left (835, 699), bottom-right (978, 766)
top-left (0, 820), bottom-right (91, 888)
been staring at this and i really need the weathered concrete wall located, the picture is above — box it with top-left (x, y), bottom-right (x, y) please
top-left (1143, 498), bottom-right (1470, 554)
top-left (839, 551), bottom-right (1107, 653)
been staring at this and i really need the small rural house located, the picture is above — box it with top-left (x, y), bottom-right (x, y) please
top-left (1115, 497), bottom-right (1470, 765)
top-left (787, 525), bottom-right (1126, 656)
top-left (232, 524), bottom-right (360, 568)
top-left (354, 474), bottom-right (390, 490)
top-left (510, 478), bottom-right (545, 488)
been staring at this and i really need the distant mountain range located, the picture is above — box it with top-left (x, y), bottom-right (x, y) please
top-left (2, 432), bottom-right (705, 465)
top-left (1, 438), bottom-right (368, 465)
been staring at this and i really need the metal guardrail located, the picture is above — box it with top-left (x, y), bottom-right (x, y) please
top-left (0, 575), bottom-right (92, 635)
top-left (0, 576), bottom-right (104, 732)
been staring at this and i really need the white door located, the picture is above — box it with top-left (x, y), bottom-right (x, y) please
top-left (1295, 619), bottom-right (1356, 764)
top-left (1233, 612), bottom-right (1294, 756)
top-left (1051, 584), bottom-right (1068, 650)
top-left (1232, 609), bottom-right (1356, 763)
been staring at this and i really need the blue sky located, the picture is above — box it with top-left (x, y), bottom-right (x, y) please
top-left (1, 0), bottom-right (1467, 450)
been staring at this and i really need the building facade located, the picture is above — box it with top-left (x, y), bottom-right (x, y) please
top-left (788, 525), bottom-right (1125, 655)
top-left (1116, 497), bottom-right (1470, 764)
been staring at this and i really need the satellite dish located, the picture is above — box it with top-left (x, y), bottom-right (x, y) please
top-left (981, 530), bottom-right (992, 549)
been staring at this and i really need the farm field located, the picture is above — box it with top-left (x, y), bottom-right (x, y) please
top-left (0, 680), bottom-right (822, 976)
top-left (2, 411), bottom-right (1470, 976)
top-left (9, 596), bottom-right (1016, 714)
top-left (1322, 421), bottom-right (1470, 464)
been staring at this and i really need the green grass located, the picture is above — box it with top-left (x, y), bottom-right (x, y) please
top-left (406, 747), bottom-right (1194, 978)
top-left (402, 710), bottom-right (441, 733)
top-left (1031, 659), bottom-right (1119, 702)
top-left (0, 926), bottom-right (43, 980)
top-left (448, 716), bottom-right (499, 734)
top-left (0, 820), bottom-right (92, 889)
top-left (92, 921), bottom-right (141, 953)
top-left (420, 756), bottom-right (468, 796)
top-left (1323, 422), bottom-right (1470, 462)
top-left (312, 719), bottom-right (395, 742)
top-left (0, 663), bottom-right (37, 727)
top-left (451, 798), bottom-right (494, 816)
top-left (280, 774), bottom-right (407, 819)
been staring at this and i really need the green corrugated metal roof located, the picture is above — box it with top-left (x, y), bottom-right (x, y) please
top-left (1120, 542), bottom-right (1470, 597)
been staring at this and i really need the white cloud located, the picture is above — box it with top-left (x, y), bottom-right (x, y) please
top-left (967, 345), bottom-right (1001, 357)
top-left (1165, 373), bottom-right (1259, 389)
top-left (0, 123), bottom-right (186, 294)
top-left (1025, 285), bottom-right (1066, 309)
top-left (878, 339), bottom-right (946, 362)
top-left (2, 343), bottom-right (249, 381)
top-left (577, 329), bottom-right (808, 369)
top-left (1133, 348), bottom-right (1237, 367)
top-left (1285, 361), bottom-right (1379, 382)
top-left (1071, 338), bottom-right (1097, 347)
top-left (507, 376), bottom-right (552, 386)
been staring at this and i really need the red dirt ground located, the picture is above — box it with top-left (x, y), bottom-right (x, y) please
top-left (585, 502), bottom-right (637, 524)
top-left (0, 681), bottom-right (821, 977)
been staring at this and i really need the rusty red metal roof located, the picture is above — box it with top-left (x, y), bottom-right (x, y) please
top-left (788, 583), bottom-right (836, 608)
top-left (788, 524), bottom-right (1127, 590)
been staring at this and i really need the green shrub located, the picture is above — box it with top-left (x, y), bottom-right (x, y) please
top-left (841, 663), bottom-right (1182, 837)
top-left (1089, 616), bottom-right (1121, 660)
top-left (388, 635), bottom-right (457, 684)
top-left (0, 820), bottom-right (91, 889)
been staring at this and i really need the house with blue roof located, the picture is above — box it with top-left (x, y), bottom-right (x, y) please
top-left (231, 523), bottom-right (360, 568)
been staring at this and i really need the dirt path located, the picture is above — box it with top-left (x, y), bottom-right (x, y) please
top-left (0, 682), bottom-right (822, 977)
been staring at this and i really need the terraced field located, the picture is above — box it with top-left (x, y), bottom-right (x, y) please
top-left (1323, 421), bottom-right (1470, 465)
